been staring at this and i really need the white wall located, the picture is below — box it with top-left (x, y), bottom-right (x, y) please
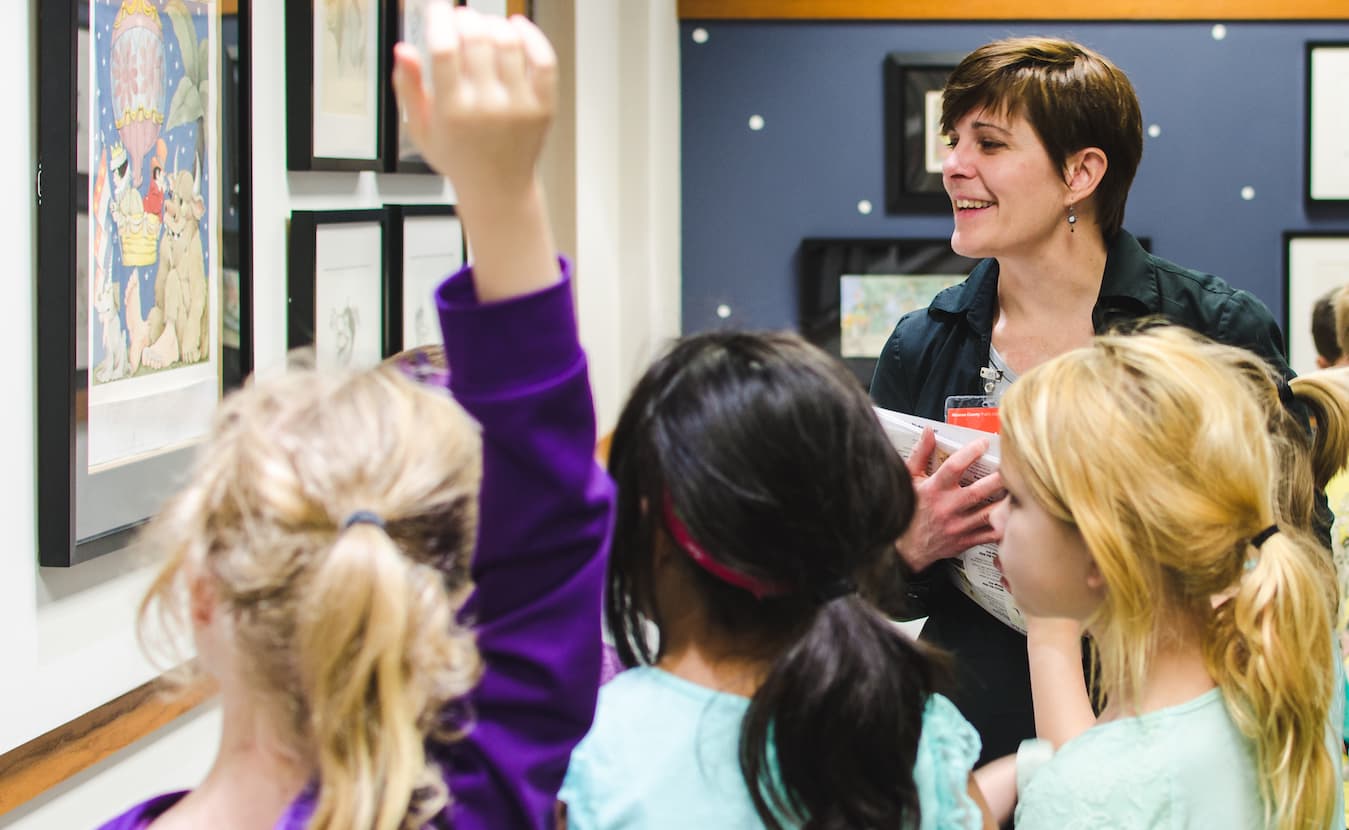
top-left (1, 0), bottom-right (680, 823)
top-left (573, 0), bottom-right (682, 433)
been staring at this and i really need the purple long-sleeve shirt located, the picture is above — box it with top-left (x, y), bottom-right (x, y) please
top-left (97, 261), bottom-right (614, 830)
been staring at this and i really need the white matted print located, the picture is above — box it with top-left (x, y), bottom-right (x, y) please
top-left (1286, 234), bottom-right (1349, 376)
top-left (87, 0), bottom-right (222, 471)
top-left (1309, 45), bottom-right (1349, 201)
top-left (465, 0), bottom-right (509, 16)
top-left (398, 0), bottom-right (430, 166)
top-left (316, 222), bottom-right (384, 369)
top-left (402, 214), bottom-right (464, 349)
top-left (313, 0), bottom-right (380, 161)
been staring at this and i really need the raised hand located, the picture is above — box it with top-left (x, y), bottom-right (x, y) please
top-left (390, 4), bottom-right (559, 302)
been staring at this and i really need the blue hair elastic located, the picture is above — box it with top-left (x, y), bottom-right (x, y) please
top-left (342, 510), bottom-right (386, 530)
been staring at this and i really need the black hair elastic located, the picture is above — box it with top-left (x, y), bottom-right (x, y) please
top-left (816, 577), bottom-right (857, 604)
top-left (1251, 524), bottom-right (1280, 549)
top-left (1276, 378), bottom-right (1296, 408)
top-left (342, 510), bottom-right (386, 530)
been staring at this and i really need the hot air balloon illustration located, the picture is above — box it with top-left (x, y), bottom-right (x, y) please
top-left (109, 0), bottom-right (166, 189)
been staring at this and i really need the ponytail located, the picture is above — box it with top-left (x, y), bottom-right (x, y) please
top-left (299, 523), bottom-right (481, 830)
top-left (1207, 530), bottom-right (1338, 830)
top-left (1290, 371), bottom-right (1349, 490)
top-left (739, 595), bottom-right (946, 830)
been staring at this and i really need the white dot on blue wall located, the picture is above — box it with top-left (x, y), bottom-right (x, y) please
top-left (1211, 24), bottom-right (1227, 41)
top-left (692, 28), bottom-right (709, 44)
top-left (857, 199), bottom-right (873, 215)
top-left (1240, 186), bottom-right (1255, 201)
top-left (716, 304), bottom-right (732, 319)
top-left (1147, 124), bottom-right (1161, 138)
top-left (748, 115), bottom-right (764, 131)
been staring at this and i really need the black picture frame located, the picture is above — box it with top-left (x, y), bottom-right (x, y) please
top-left (382, 0), bottom-right (470, 173)
top-left (884, 52), bottom-right (963, 214)
top-left (797, 238), bottom-right (979, 389)
top-left (36, 1), bottom-right (252, 567)
top-left (222, 6), bottom-right (255, 393)
top-left (289, 210), bottom-right (390, 369)
top-left (1282, 230), bottom-right (1349, 375)
top-left (286, 0), bottom-right (387, 171)
top-left (384, 204), bottom-right (465, 352)
top-left (1305, 42), bottom-right (1349, 204)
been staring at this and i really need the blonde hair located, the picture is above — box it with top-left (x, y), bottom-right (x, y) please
top-left (139, 366), bottom-right (484, 830)
top-left (1162, 329), bottom-right (1349, 530)
top-left (1001, 329), bottom-right (1338, 829)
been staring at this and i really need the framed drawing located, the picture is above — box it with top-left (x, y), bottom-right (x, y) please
top-left (797, 238), bottom-right (978, 389)
top-left (385, 204), bottom-right (465, 351)
top-left (883, 52), bottom-right (963, 214)
top-left (287, 0), bottom-right (385, 171)
top-left (289, 210), bottom-right (389, 370)
top-left (384, 0), bottom-right (435, 173)
top-left (37, 0), bottom-right (250, 567)
top-left (1306, 43), bottom-right (1349, 203)
top-left (1283, 232), bottom-right (1349, 376)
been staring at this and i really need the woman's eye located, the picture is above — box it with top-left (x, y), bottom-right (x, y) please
top-left (943, 135), bottom-right (957, 149)
top-left (979, 139), bottom-right (1004, 150)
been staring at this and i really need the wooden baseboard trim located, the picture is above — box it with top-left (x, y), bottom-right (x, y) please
top-left (677, 0), bottom-right (1349, 20)
top-left (0, 674), bottom-right (217, 817)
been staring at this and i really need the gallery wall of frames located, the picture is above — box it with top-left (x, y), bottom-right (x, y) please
top-left (678, 21), bottom-right (1349, 387)
top-left (34, 0), bottom-right (488, 570)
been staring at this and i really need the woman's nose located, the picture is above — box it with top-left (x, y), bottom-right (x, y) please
top-left (942, 139), bottom-right (971, 181)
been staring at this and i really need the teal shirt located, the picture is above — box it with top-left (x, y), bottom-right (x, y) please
top-left (559, 667), bottom-right (983, 829)
top-left (1016, 687), bottom-right (1346, 829)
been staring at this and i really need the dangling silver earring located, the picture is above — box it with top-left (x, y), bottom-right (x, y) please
top-left (1067, 204), bottom-right (1077, 233)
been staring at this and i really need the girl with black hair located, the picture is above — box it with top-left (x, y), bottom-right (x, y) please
top-left (559, 332), bottom-right (995, 830)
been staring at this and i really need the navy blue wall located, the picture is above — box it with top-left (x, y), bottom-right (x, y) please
top-left (680, 21), bottom-right (1349, 339)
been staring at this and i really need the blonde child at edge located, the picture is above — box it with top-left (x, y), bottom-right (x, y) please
top-left (98, 7), bottom-right (614, 829)
top-left (977, 329), bottom-right (1344, 828)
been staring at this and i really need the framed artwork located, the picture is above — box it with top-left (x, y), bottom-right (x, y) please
top-left (385, 204), bottom-right (465, 351)
top-left (289, 210), bottom-right (389, 370)
top-left (883, 52), bottom-right (963, 214)
top-left (36, 0), bottom-right (251, 567)
top-left (286, 0), bottom-right (385, 171)
top-left (797, 238), bottom-right (978, 388)
top-left (1306, 43), bottom-right (1349, 203)
top-left (1283, 232), bottom-right (1349, 376)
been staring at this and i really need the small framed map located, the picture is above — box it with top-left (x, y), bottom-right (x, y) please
top-left (797, 238), bottom-right (978, 389)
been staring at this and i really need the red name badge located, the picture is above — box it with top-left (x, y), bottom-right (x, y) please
top-left (945, 394), bottom-right (999, 434)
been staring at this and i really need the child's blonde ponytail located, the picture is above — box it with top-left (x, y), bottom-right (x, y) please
top-left (299, 521), bottom-right (476, 830)
top-left (1208, 528), bottom-right (1338, 830)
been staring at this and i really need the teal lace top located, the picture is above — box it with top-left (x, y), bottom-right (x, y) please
top-left (1016, 686), bottom-right (1346, 829)
top-left (560, 667), bottom-right (983, 829)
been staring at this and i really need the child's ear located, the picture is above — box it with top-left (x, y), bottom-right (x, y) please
top-left (187, 567), bottom-right (219, 629)
top-left (1085, 561), bottom-right (1106, 594)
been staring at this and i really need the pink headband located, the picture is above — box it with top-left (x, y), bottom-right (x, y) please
top-left (661, 494), bottom-right (791, 600)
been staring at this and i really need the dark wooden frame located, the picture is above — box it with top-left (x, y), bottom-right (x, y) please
top-left (36, 1), bottom-right (253, 567)
top-left (384, 204), bottom-right (465, 352)
top-left (797, 238), bottom-right (978, 389)
top-left (1305, 41), bottom-right (1349, 204)
top-left (288, 209), bottom-right (390, 364)
top-left (883, 52), bottom-right (963, 214)
top-left (222, 5), bottom-right (255, 392)
top-left (286, 0), bottom-right (388, 171)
